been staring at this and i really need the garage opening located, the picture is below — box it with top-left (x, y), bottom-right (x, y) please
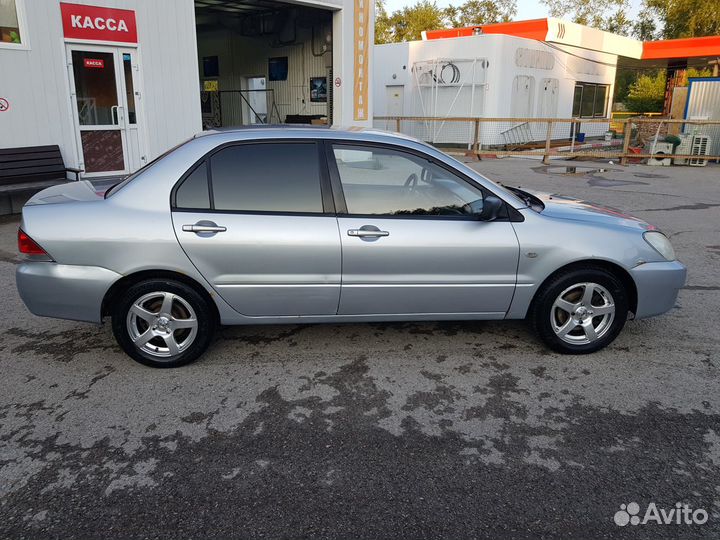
top-left (195, 0), bottom-right (333, 129)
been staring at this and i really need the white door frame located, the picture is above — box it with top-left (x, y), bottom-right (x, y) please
top-left (66, 43), bottom-right (146, 177)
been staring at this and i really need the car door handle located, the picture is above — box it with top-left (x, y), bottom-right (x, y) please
top-left (348, 228), bottom-right (389, 238)
top-left (182, 223), bottom-right (227, 233)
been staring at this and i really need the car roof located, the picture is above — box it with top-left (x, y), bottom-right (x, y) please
top-left (194, 125), bottom-right (421, 145)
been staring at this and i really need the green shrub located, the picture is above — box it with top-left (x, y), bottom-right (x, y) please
top-left (625, 71), bottom-right (666, 113)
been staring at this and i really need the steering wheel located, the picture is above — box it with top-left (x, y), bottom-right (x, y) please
top-left (404, 173), bottom-right (419, 191)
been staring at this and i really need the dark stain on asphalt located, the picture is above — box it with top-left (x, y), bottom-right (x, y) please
top-left (682, 285), bottom-right (720, 291)
top-left (182, 410), bottom-right (217, 425)
top-left (640, 202), bottom-right (720, 212)
top-left (5, 327), bottom-right (115, 362)
top-left (0, 249), bottom-right (19, 264)
top-left (530, 366), bottom-right (552, 379)
top-left (586, 176), bottom-right (648, 188)
top-left (218, 325), bottom-right (310, 346)
top-left (1, 356), bottom-right (720, 539)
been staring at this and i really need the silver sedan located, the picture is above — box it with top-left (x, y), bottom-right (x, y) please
top-left (16, 128), bottom-right (686, 367)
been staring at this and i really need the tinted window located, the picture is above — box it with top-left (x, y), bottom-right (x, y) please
top-left (572, 83), bottom-right (609, 118)
top-left (332, 145), bottom-right (484, 216)
top-left (175, 162), bottom-right (210, 209)
top-left (211, 143), bottom-right (323, 213)
top-left (580, 84), bottom-right (596, 117)
top-left (593, 85), bottom-right (608, 117)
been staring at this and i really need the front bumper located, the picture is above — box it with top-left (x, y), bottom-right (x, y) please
top-left (16, 262), bottom-right (122, 323)
top-left (630, 260), bottom-right (687, 319)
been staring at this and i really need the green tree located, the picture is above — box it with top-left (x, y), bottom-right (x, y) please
top-left (676, 67), bottom-right (714, 86)
top-left (443, 0), bottom-right (516, 28)
top-left (642, 0), bottom-right (720, 39)
top-left (625, 71), bottom-right (666, 113)
top-left (375, 0), bottom-right (518, 44)
top-left (540, 0), bottom-right (633, 35)
top-left (380, 0), bottom-right (446, 43)
top-left (613, 69), bottom-right (638, 104)
top-left (632, 7), bottom-right (658, 40)
top-left (375, 0), bottom-right (393, 44)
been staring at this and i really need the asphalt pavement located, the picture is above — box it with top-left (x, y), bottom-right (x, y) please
top-left (0, 158), bottom-right (718, 539)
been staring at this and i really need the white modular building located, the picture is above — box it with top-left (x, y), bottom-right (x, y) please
top-left (0, 0), bottom-right (372, 179)
top-left (373, 19), bottom-right (638, 146)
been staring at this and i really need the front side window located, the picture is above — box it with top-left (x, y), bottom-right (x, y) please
top-left (0, 0), bottom-right (23, 45)
top-left (331, 145), bottom-right (484, 217)
top-left (210, 142), bottom-right (323, 213)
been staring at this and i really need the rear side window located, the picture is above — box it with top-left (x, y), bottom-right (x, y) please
top-left (210, 142), bottom-right (323, 213)
top-left (175, 162), bottom-right (210, 209)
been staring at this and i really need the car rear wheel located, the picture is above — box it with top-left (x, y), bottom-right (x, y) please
top-left (530, 267), bottom-right (629, 354)
top-left (111, 279), bottom-right (215, 368)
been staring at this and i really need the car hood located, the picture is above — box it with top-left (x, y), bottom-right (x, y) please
top-left (24, 181), bottom-right (107, 206)
top-left (526, 190), bottom-right (656, 232)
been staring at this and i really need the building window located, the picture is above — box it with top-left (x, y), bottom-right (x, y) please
top-left (572, 83), bottom-right (609, 118)
top-left (0, 0), bottom-right (26, 47)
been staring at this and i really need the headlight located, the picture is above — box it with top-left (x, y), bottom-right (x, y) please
top-left (643, 231), bottom-right (676, 261)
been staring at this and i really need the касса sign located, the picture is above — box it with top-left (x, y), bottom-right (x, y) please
top-left (60, 3), bottom-right (138, 44)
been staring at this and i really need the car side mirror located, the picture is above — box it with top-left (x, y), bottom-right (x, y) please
top-left (474, 195), bottom-right (503, 221)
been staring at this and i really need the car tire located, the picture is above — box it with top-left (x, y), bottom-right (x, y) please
top-left (530, 266), bottom-right (629, 354)
top-left (111, 279), bottom-right (216, 368)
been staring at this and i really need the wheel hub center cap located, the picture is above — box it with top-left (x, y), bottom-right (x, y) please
top-left (156, 316), bottom-right (170, 331)
top-left (575, 307), bottom-right (589, 321)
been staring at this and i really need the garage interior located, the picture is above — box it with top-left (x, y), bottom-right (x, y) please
top-left (195, 0), bottom-right (334, 129)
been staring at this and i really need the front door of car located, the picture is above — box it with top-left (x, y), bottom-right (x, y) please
top-left (327, 143), bottom-right (520, 316)
top-left (171, 141), bottom-right (341, 317)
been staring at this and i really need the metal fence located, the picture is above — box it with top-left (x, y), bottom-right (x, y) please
top-left (373, 116), bottom-right (720, 165)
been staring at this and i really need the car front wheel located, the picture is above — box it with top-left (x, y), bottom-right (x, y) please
top-left (530, 267), bottom-right (629, 354)
top-left (111, 279), bottom-right (215, 368)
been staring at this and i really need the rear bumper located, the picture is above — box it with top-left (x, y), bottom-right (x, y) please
top-left (16, 262), bottom-right (121, 323)
top-left (630, 260), bottom-right (687, 319)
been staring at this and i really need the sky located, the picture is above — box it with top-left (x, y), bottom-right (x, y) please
top-left (383, 0), bottom-right (644, 22)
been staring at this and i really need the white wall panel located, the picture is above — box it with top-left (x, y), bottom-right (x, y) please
top-left (0, 0), bottom-right (201, 172)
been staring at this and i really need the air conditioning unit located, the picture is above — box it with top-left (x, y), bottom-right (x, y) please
top-left (648, 142), bottom-right (674, 166)
top-left (673, 134), bottom-right (693, 165)
top-left (689, 135), bottom-right (711, 166)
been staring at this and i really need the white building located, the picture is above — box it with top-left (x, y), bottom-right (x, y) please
top-left (0, 0), bottom-right (372, 177)
top-left (373, 18), bottom-right (640, 146)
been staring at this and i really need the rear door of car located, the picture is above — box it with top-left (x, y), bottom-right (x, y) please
top-left (171, 139), bottom-right (341, 317)
top-left (326, 141), bottom-right (520, 316)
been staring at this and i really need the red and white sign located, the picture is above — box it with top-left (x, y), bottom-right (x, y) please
top-left (83, 58), bottom-right (105, 69)
top-left (60, 3), bottom-right (137, 44)
top-left (0, 98), bottom-right (9, 112)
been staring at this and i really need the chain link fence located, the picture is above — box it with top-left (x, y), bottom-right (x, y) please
top-left (373, 116), bottom-right (720, 165)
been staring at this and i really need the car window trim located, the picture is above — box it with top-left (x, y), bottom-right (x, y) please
top-left (323, 139), bottom-right (520, 222)
top-left (170, 139), bottom-right (334, 216)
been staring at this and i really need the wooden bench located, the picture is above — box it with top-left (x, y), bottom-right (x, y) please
top-left (0, 145), bottom-right (83, 213)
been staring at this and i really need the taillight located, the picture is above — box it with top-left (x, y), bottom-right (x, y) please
top-left (18, 229), bottom-right (48, 256)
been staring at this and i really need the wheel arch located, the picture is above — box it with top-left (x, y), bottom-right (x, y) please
top-left (101, 269), bottom-right (220, 323)
top-left (528, 259), bottom-right (638, 317)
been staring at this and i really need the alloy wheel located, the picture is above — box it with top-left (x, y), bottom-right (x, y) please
top-left (126, 291), bottom-right (198, 359)
top-left (550, 282), bottom-right (616, 345)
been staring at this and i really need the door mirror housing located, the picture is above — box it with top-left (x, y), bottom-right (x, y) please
top-left (473, 195), bottom-right (503, 221)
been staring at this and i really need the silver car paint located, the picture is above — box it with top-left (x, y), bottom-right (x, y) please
top-left (17, 127), bottom-right (686, 326)
top-left (173, 212), bottom-right (342, 316)
top-left (336, 217), bottom-right (519, 315)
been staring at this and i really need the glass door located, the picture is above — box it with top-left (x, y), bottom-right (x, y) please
top-left (68, 46), bottom-right (129, 176)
